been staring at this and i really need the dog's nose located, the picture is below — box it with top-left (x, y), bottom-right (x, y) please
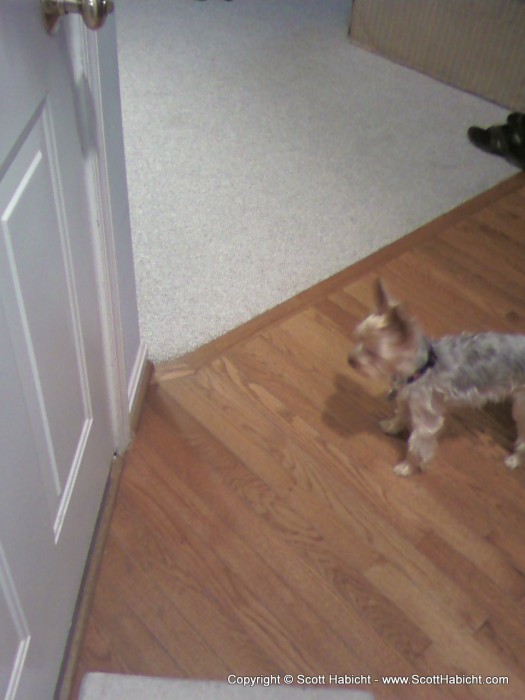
top-left (348, 354), bottom-right (357, 368)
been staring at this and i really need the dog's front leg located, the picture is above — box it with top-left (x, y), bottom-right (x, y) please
top-left (393, 406), bottom-right (444, 477)
top-left (505, 391), bottom-right (525, 469)
top-left (380, 395), bottom-right (409, 435)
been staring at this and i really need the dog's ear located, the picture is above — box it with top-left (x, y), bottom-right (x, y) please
top-left (387, 304), bottom-right (414, 343)
top-left (374, 278), bottom-right (392, 314)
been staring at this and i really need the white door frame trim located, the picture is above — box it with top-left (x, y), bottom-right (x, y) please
top-left (76, 23), bottom-right (131, 454)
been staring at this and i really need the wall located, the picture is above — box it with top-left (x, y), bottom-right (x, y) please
top-left (350, 0), bottom-right (525, 112)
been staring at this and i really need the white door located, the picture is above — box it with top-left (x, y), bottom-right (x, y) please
top-left (0, 2), bottom-right (119, 698)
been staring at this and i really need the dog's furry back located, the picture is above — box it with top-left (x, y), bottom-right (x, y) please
top-left (421, 332), bottom-right (525, 406)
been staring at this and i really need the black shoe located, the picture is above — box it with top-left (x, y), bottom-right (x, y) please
top-left (467, 124), bottom-right (513, 154)
top-left (507, 112), bottom-right (525, 132)
top-left (468, 118), bottom-right (525, 169)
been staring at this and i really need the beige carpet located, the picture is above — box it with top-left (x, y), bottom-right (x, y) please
top-left (79, 674), bottom-right (375, 699)
top-left (116, 0), bottom-right (517, 363)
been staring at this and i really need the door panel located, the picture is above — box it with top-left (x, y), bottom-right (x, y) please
top-left (0, 2), bottom-right (118, 697)
top-left (0, 106), bottom-right (93, 531)
top-left (0, 541), bottom-right (30, 700)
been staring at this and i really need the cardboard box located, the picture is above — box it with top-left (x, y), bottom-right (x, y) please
top-left (349, 0), bottom-right (525, 112)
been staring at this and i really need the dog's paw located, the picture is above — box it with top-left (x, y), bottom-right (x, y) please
top-left (393, 461), bottom-right (418, 477)
top-left (504, 453), bottom-right (523, 470)
top-left (380, 418), bottom-right (404, 436)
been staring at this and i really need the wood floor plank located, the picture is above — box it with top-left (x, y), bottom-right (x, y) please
top-left (122, 460), bottom-right (323, 675)
top-left (219, 344), bottom-right (491, 634)
top-left (71, 173), bottom-right (525, 700)
top-left (113, 458), bottom-right (283, 676)
top-left (138, 392), bottom-right (433, 691)
top-left (417, 531), bottom-right (525, 672)
top-left (365, 560), bottom-right (524, 700)
top-left (382, 253), bottom-right (517, 336)
top-left (97, 534), bottom-right (232, 679)
top-left (163, 368), bottom-right (384, 573)
top-left (414, 239), bottom-right (525, 326)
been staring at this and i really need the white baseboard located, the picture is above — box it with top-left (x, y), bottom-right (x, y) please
top-left (127, 341), bottom-right (149, 420)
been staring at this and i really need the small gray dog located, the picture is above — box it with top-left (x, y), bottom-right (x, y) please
top-left (348, 279), bottom-right (525, 476)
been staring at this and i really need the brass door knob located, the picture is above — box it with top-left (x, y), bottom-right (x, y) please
top-left (42, 0), bottom-right (114, 33)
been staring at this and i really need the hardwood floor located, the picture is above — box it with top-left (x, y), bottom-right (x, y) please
top-left (71, 173), bottom-right (525, 699)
